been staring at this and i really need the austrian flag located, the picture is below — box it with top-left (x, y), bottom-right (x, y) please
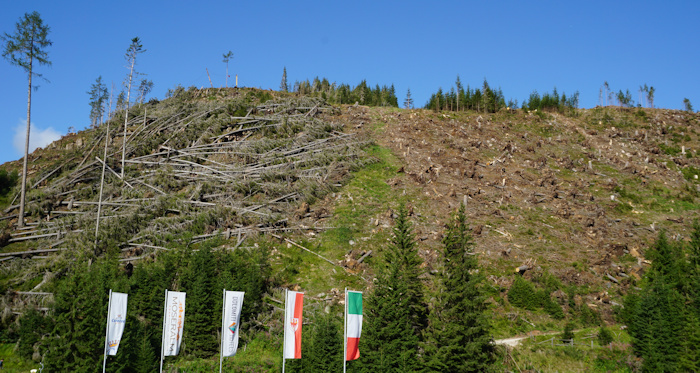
top-left (283, 290), bottom-right (304, 359)
top-left (345, 290), bottom-right (363, 361)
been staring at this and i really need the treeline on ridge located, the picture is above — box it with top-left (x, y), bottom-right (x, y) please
top-left (293, 77), bottom-right (398, 107)
top-left (424, 76), bottom-right (579, 114)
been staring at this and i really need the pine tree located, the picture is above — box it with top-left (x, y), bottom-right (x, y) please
top-left (308, 311), bottom-right (343, 372)
top-left (88, 76), bottom-right (108, 128)
top-left (598, 326), bottom-right (614, 346)
top-left (2, 11), bottom-right (52, 228)
top-left (404, 89), bottom-right (413, 109)
top-left (280, 66), bottom-right (289, 92)
top-left (356, 203), bottom-right (426, 372)
top-left (684, 98), bottom-right (694, 112)
top-left (422, 204), bottom-right (493, 372)
top-left (182, 246), bottom-right (218, 357)
top-left (625, 231), bottom-right (690, 372)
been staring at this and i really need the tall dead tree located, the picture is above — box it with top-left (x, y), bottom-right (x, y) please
top-left (223, 51), bottom-right (233, 88)
top-left (1, 11), bottom-right (52, 228)
top-left (121, 37), bottom-right (145, 179)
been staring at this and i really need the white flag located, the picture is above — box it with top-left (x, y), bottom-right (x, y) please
top-left (221, 291), bottom-right (245, 357)
top-left (106, 292), bottom-right (128, 356)
top-left (163, 291), bottom-right (186, 356)
top-left (283, 290), bottom-right (304, 359)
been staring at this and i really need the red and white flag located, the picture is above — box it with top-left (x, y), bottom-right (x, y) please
top-left (283, 290), bottom-right (304, 359)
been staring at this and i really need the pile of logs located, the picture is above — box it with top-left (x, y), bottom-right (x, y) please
top-left (1, 97), bottom-right (366, 262)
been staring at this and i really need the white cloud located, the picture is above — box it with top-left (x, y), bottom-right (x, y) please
top-left (13, 119), bottom-right (62, 157)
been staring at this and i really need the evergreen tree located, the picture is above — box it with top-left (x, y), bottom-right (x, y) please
top-left (300, 311), bottom-right (343, 372)
top-left (404, 88), bottom-right (413, 109)
top-left (43, 260), bottom-right (120, 371)
top-left (422, 204), bottom-right (493, 372)
top-left (18, 308), bottom-right (50, 360)
top-left (88, 76), bottom-right (108, 128)
top-left (181, 246), bottom-right (219, 357)
top-left (684, 98), bottom-right (694, 112)
top-left (598, 326), bottom-right (614, 346)
top-left (356, 203), bottom-right (426, 372)
top-left (624, 231), bottom-right (692, 372)
top-left (2, 11), bottom-right (52, 228)
top-left (280, 66), bottom-right (289, 92)
top-left (136, 79), bottom-right (153, 104)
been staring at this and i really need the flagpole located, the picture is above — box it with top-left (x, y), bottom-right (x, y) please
top-left (219, 289), bottom-right (226, 373)
top-left (160, 289), bottom-right (168, 373)
top-left (282, 288), bottom-right (287, 373)
top-left (102, 289), bottom-right (112, 373)
top-left (343, 288), bottom-right (348, 373)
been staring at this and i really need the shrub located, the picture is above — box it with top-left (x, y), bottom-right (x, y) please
top-left (598, 326), bottom-right (614, 346)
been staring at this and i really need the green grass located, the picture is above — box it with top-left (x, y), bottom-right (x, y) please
top-left (509, 328), bottom-right (636, 372)
top-left (270, 143), bottom-right (409, 294)
top-left (0, 343), bottom-right (38, 373)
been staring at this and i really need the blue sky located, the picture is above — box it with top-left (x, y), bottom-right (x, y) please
top-left (1, 0), bottom-right (698, 165)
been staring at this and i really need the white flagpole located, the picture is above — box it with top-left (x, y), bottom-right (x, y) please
top-left (282, 288), bottom-right (287, 373)
top-left (343, 288), bottom-right (347, 373)
top-left (102, 289), bottom-right (112, 373)
top-left (219, 288), bottom-right (226, 373)
top-left (160, 289), bottom-right (168, 373)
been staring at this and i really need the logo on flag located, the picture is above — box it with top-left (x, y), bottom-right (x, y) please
top-left (283, 291), bottom-right (304, 359)
top-left (221, 291), bottom-right (245, 357)
top-left (106, 292), bottom-right (128, 356)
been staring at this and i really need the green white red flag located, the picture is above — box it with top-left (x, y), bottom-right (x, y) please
top-left (283, 290), bottom-right (304, 359)
top-left (345, 290), bottom-right (363, 361)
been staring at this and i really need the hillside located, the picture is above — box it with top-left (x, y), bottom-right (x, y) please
top-left (1, 88), bottom-right (699, 371)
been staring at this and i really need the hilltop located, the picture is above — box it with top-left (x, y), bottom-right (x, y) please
top-left (1, 87), bottom-right (699, 371)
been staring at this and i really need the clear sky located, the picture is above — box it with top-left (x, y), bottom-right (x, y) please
top-left (1, 0), bottom-right (698, 165)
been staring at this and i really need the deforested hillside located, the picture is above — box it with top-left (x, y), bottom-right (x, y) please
top-left (1, 88), bottom-right (699, 371)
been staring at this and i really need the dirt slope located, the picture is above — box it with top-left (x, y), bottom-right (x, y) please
top-left (331, 105), bottom-right (700, 315)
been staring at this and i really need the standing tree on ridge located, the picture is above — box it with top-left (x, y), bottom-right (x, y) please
top-left (1, 11), bottom-right (52, 228)
top-left (223, 50), bottom-right (233, 88)
top-left (88, 76), bottom-right (108, 128)
top-left (280, 66), bottom-right (289, 92)
top-left (404, 88), bottom-right (413, 109)
top-left (121, 37), bottom-right (145, 178)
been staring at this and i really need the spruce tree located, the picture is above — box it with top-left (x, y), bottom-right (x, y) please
top-left (422, 203), bottom-right (493, 372)
top-left (2, 11), bottom-right (52, 228)
top-left (306, 311), bottom-right (343, 372)
top-left (356, 203), bottom-right (426, 372)
top-left (280, 66), bottom-right (289, 92)
top-left (181, 246), bottom-right (218, 357)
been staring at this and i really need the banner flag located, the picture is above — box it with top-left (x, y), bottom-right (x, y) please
top-left (221, 291), bottom-right (245, 357)
top-left (163, 291), bottom-right (186, 356)
top-left (345, 291), bottom-right (363, 361)
top-left (283, 290), bottom-right (304, 359)
top-left (106, 292), bottom-right (128, 356)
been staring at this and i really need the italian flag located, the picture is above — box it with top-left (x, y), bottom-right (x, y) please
top-left (345, 290), bottom-right (363, 361)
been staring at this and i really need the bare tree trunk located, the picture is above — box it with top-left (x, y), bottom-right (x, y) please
top-left (18, 56), bottom-right (33, 229)
top-left (121, 60), bottom-right (135, 179)
top-left (95, 118), bottom-right (110, 248)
